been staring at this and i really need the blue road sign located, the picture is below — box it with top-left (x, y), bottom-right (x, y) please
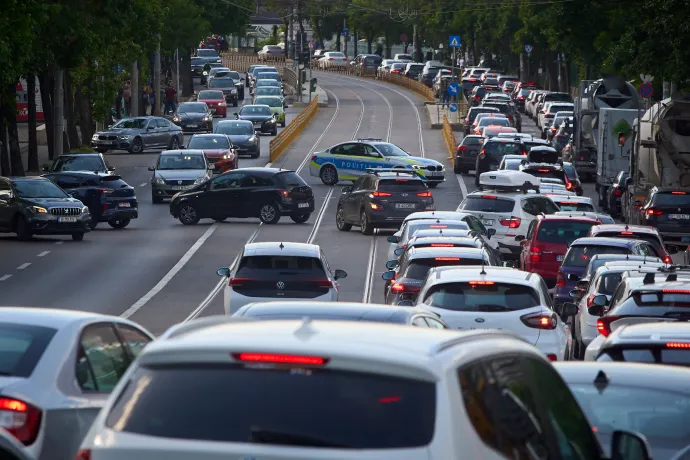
top-left (447, 82), bottom-right (460, 95)
top-left (342, 28), bottom-right (349, 38)
top-left (449, 103), bottom-right (458, 113)
top-left (639, 82), bottom-right (653, 98)
top-left (525, 44), bottom-right (533, 53)
top-left (449, 36), bottom-right (461, 48)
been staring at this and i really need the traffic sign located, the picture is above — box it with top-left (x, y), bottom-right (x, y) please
top-left (449, 103), bottom-right (458, 113)
top-left (342, 28), bottom-right (349, 38)
top-left (639, 82), bottom-right (653, 98)
top-left (400, 33), bottom-right (408, 42)
top-left (449, 36), bottom-right (461, 48)
top-left (447, 82), bottom-right (460, 95)
top-left (525, 44), bottom-right (533, 54)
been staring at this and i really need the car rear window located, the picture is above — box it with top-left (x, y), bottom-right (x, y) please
top-left (98, 176), bottom-right (129, 189)
top-left (478, 118), bottom-right (510, 127)
top-left (275, 171), bottom-right (309, 189)
top-left (523, 168), bottom-right (566, 182)
top-left (652, 192), bottom-right (690, 206)
top-left (548, 105), bottom-right (574, 114)
top-left (482, 103), bottom-right (509, 114)
top-left (595, 232), bottom-right (663, 251)
top-left (237, 256), bottom-right (324, 277)
top-left (468, 108), bottom-right (499, 123)
top-left (462, 137), bottom-right (483, 146)
top-left (405, 256), bottom-right (486, 279)
top-left (599, 348), bottom-right (690, 367)
top-left (0, 322), bottom-right (57, 377)
top-left (378, 179), bottom-right (427, 192)
top-left (536, 221), bottom-right (595, 243)
top-left (105, 364), bottom-right (436, 448)
top-left (423, 282), bottom-right (540, 311)
top-left (553, 200), bottom-right (595, 212)
top-left (564, 245), bottom-right (631, 267)
top-left (596, 273), bottom-right (623, 295)
top-left (544, 94), bottom-right (571, 102)
top-left (483, 142), bottom-right (524, 159)
top-left (461, 196), bottom-right (515, 213)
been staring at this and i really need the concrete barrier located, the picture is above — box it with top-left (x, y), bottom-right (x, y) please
top-left (269, 96), bottom-right (319, 163)
top-left (442, 115), bottom-right (459, 168)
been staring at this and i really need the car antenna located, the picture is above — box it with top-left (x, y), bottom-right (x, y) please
top-left (593, 370), bottom-right (609, 394)
top-left (279, 242), bottom-right (284, 250)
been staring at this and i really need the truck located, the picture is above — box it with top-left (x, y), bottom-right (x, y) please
top-left (572, 76), bottom-right (641, 208)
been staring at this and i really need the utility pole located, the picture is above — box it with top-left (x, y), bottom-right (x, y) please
top-left (175, 49), bottom-right (181, 101)
top-left (53, 69), bottom-right (64, 156)
top-left (412, 24), bottom-right (418, 62)
top-left (131, 61), bottom-right (139, 117)
top-left (153, 41), bottom-right (161, 116)
top-left (343, 18), bottom-right (348, 58)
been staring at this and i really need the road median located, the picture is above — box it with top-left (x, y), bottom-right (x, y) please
top-left (442, 115), bottom-right (459, 169)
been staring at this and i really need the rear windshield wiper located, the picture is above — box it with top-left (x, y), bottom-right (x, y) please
top-left (250, 428), bottom-right (350, 448)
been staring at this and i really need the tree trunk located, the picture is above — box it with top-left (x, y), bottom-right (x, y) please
top-left (283, 17), bottom-right (289, 52)
top-left (38, 72), bottom-right (55, 160)
top-left (64, 69), bottom-right (81, 148)
top-left (181, 51), bottom-right (193, 98)
top-left (6, 83), bottom-right (25, 176)
top-left (0, 102), bottom-right (9, 176)
top-left (27, 73), bottom-right (39, 172)
top-left (75, 82), bottom-right (93, 143)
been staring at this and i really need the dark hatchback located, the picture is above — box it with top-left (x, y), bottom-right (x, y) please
top-left (170, 168), bottom-right (314, 225)
top-left (0, 176), bottom-right (91, 241)
top-left (454, 135), bottom-right (483, 174)
top-left (42, 152), bottom-right (114, 175)
top-left (475, 138), bottom-right (527, 186)
top-left (43, 172), bottom-right (138, 229)
top-left (639, 187), bottom-right (690, 242)
top-left (336, 169), bottom-right (434, 235)
top-left (464, 106), bottom-right (499, 135)
top-left (234, 105), bottom-right (277, 136)
top-left (170, 102), bottom-right (214, 133)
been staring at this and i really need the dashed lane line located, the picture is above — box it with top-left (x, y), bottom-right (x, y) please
top-left (139, 183), bottom-right (148, 187)
top-left (0, 275), bottom-right (12, 282)
top-left (17, 263), bottom-right (31, 270)
top-left (55, 241), bottom-right (63, 245)
top-left (37, 251), bottom-right (50, 257)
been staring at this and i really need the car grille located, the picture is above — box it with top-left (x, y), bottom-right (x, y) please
top-left (207, 157), bottom-right (219, 163)
top-left (164, 179), bottom-right (196, 186)
top-left (50, 207), bottom-right (82, 216)
top-left (426, 165), bottom-right (443, 171)
top-left (99, 135), bottom-right (117, 141)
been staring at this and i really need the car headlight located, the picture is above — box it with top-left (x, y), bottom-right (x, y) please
top-left (248, 136), bottom-right (257, 143)
top-left (203, 71), bottom-right (208, 75)
top-left (231, 89), bottom-right (237, 94)
top-left (153, 177), bottom-right (165, 185)
top-left (194, 177), bottom-right (205, 185)
top-left (202, 116), bottom-right (211, 121)
top-left (81, 206), bottom-right (89, 214)
top-left (92, 134), bottom-right (99, 141)
top-left (268, 118), bottom-right (276, 124)
top-left (222, 154), bottom-right (229, 160)
top-left (411, 164), bottom-right (422, 170)
top-left (173, 116), bottom-right (181, 122)
top-left (32, 206), bottom-right (47, 214)
top-left (118, 135), bottom-right (133, 140)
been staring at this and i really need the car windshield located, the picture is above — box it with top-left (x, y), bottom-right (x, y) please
top-left (51, 155), bottom-right (105, 172)
top-left (405, 257), bottom-right (487, 279)
top-left (177, 103), bottom-right (207, 114)
top-left (216, 122), bottom-right (253, 135)
top-left (257, 81), bottom-right (280, 88)
top-left (187, 136), bottom-right (229, 149)
top-left (484, 142), bottom-right (524, 159)
top-left (197, 49), bottom-right (218, 57)
top-left (14, 180), bottom-right (69, 198)
top-left (113, 118), bottom-right (148, 129)
top-left (0, 322), bottom-right (57, 377)
top-left (255, 97), bottom-right (282, 108)
top-left (564, 245), bottom-right (630, 267)
top-left (241, 106), bottom-right (271, 116)
top-left (257, 74), bottom-right (281, 81)
top-left (503, 159), bottom-right (521, 170)
top-left (198, 91), bottom-right (223, 100)
top-left (553, 200), bottom-right (595, 212)
top-left (653, 192), bottom-right (690, 206)
top-left (216, 71), bottom-right (240, 80)
top-left (256, 88), bottom-right (282, 96)
top-left (536, 221), bottom-right (596, 243)
top-left (461, 196), bottom-right (515, 213)
top-left (157, 154), bottom-right (206, 170)
top-left (372, 143), bottom-right (409, 157)
top-left (209, 78), bottom-right (234, 88)
top-left (423, 282), bottom-right (540, 311)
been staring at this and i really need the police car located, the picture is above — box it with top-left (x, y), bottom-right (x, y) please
top-left (309, 138), bottom-right (445, 187)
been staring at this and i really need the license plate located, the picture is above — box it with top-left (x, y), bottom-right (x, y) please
top-left (427, 171), bottom-right (444, 176)
top-left (58, 217), bottom-right (77, 223)
top-left (481, 219), bottom-right (494, 226)
top-left (187, 124), bottom-right (198, 128)
top-left (172, 186), bottom-right (191, 191)
top-left (254, 122), bottom-right (262, 127)
top-left (670, 214), bottom-right (690, 220)
top-left (395, 203), bottom-right (417, 209)
top-left (298, 203), bottom-right (310, 208)
top-left (557, 255), bottom-right (564, 262)
top-left (118, 202), bottom-right (131, 208)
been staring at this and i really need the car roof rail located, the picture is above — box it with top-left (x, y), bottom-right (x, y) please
top-left (161, 316), bottom-right (256, 340)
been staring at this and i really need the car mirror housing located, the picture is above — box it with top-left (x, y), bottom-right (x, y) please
top-left (334, 269), bottom-right (347, 280)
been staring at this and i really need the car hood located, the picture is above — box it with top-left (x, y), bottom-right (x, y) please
top-left (199, 149), bottom-right (231, 158)
top-left (176, 112), bottom-right (208, 121)
top-left (239, 114), bottom-right (273, 122)
top-left (155, 169), bottom-right (208, 180)
top-left (24, 197), bottom-right (83, 207)
top-left (95, 128), bottom-right (143, 135)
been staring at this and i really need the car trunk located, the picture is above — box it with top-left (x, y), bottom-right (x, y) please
top-left (374, 179), bottom-right (433, 217)
top-left (648, 192), bottom-right (690, 229)
top-left (275, 172), bottom-right (314, 203)
top-left (459, 196), bottom-right (515, 234)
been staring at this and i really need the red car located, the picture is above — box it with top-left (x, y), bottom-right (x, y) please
top-left (196, 90), bottom-right (227, 117)
top-left (518, 215), bottom-right (601, 288)
top-left (185, 133), bottom-right (237, 173)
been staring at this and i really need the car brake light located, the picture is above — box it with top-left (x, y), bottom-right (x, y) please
top-left (468, 281), bottom-right (494, 285)
top-left (311, 279), bottom-right (334, 288)
top-left (232, 353), bottom-right (328, 365)
top-left (551, 127), bottom-right (557, 132)
top-left (457, 145), bottom-right (468, 153)
top-left (369, 203), bottom-right (383, 210)
top-left (429, 224), bottom-right (447, 228)
top-left (597, 315), bottom-right (621, 337)
top-left (672, 191), bottom-right (686, 195)
top-left (0, 397), bottom-right (42, 445)
top-left (647, 208), bottom-right (663, 216)
top-left (474, 96), bottom-right (480, 100)
top-left (662, 289), bottom-right (690, 294)
top-left (664, 255), bottom-right (672, 264)
top-left (521, 312), bottom-right (557, 330)
top-left (431, 243), bottom-right (454, 247)
top-left (614, 187), bottom-right (623, 197)
top-left (481, 195), bottom-right (497, 199)
top-left (469, 78), bottom-right (477, 82)
top-left (499, 217), bottom-right (521, 228)
top-left (566, 182), bottom-right (573, 190)
top-left (328, 57), bottom-right (334, 60)
top-left (530, 246), bottom-right (541, 262)
top-left (229, 277), bottom-right (250, 287)
top-left (391, 283), bottom-right (420, 293)
top-left (547, 354), bottom-right (558, 361)
top-left (620, 231), bottom-right (634, 235)
top-left (372, 191), bottom-right (392, 197)
top-left (97, 188), bottom-right (112, 195)
top-left (559, 202), bottom-right (579, 205)
top-left (435, 257), bottom-right (460, 261)
top-left (519, 96), bottom-right (525, 100)
top-left (667, 342), bottom-right (690, 348)
top-left (556, 272), bottom-right (565, 287)
top-left (538, 169), bottom-right (550, 172)
top-left (417, 191), bottom-right (432, 197)
top-left (279, 190), bottom-right (290, 198)
top-left (75, 450), bottom-right (91, 460)
top-left (586, 294), bottom-right (596, 308)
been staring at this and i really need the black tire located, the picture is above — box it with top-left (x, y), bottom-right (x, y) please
top-left (281, 120), bottom-right (286, 127)
top-left (252, 150), bottom-right (260, 159)
top-left (259, 202), bottom-right (281, 224)
top-left (90, 215), bottom-right (99, 229)
top-left (214, 217), bottom-right (227, 222)
top-left (360, 211), bottom-right (373, 235)
top-left (453, 162), bottom-right (462, 174)
top-left (320, 165), bottom-right (338, 186)
top-left (179, 204), bottom-right (200, 225)
top-left (15, 216), bottom-right (32, 241)
top-left (168, 136), bottom-right (180, 150)
top-left (427, 182), bottom-right (439, 188)
top-left (271, 128), bottom-right (278, 136)
top-left (71, 233), bottom-right (85, 241)
top-left (290, 213), bottom-right (310, 224)
top-left (108, 219), bottom-right (130, 229)
top-left (336, 207), bottom-right (352, 231)
top-left (128, 137), bottom-right (143, 154)
top-left (152, 195), bottom-right (163, 204)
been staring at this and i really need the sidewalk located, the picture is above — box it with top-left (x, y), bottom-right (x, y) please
top-left (425, 102), bottom-right (464, 130)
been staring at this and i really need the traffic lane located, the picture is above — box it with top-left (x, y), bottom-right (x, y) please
top-left (0, 237), bottom-right (63, 281)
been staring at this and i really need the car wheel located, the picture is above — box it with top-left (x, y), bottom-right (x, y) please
top-left (319, 165), bottom-right (338, 186)
top-left (290, 213), bottom-right (310, 224)
top-left (336, 207), bottom-right (352, 231)
top-left (454, 162), bottom-right (462, 174)
top-left (427, 182), bottom-right (439, 188)
top-left (15, 216), bottom-right (32, 241)
top-left (90, 215), bottom-right (99, 229)
top-left (271, 127), bottom-right (278, 136)
top-left (108, 219), bottom-right (131, 229)
top-left (71, 232), bottom-right (84, 241)
top-left (179, 204), bottom-right (200, 225)
top-left (259, 203), bottom-right (281, 224)
top-left (253, 150), bottom-right (260, 159)
top-left (128, 137), bottom-right (143, 154)
top-left (281, 120), bottom-right (286, 127)
top-left (360, 211), bottom-right (373, 235)
top-left (169, 136), bottom-right (180, 150)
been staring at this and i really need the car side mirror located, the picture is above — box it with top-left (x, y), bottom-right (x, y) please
top-left (588, 295), bottom-right (608, 316)
top-left (487, 228), bottom-right (496, 238)
top-left (108, 166), bottom-right (116, 171)
top-left (148, 166), bottom-right (155, 171)
top-left (394, 248), bottom-right (405, 256)
top-left (667, 245), bottom-right (680, 255)
top-left (381, 271), bottom-right (396, 281)
top-left (515, 235), bottom-right (525, 241)
top-left (386, 260), bottom-right (399, 270)
top-left (569, 289), bottom-right (583, 299)
top-left (334, 269), bottom-right (347, 280)
top-left (341, 185), bottom-right (352, 193)
top-left (397, 300), bottom-right (414, 307)
top-left (41, 165), bottom-right (49, 172)
top-left (216, 267), bottom-right (230, 277)
top-left (610, 431), bottom-right (651, 460)
top-left (560, 302), bottom-right (578, 317)
top-left (387, 235), bottom-right (400, 243)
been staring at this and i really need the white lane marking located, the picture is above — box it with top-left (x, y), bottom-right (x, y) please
top-left (292, 87), bottom-right (342, 174)
top-left (0, 275), bottom-right (12, 282)
top-left (265, 162), bottom-right (273, 168)
top-left (139, 183), bottom-right (148, 187)
top-left (362, 230), bottom-right (378, 303)
top-left (17, 263), bottom-right (31, 270)
top-left (326, 77), bottom-right (391, 142)
top-left (121, 224), bottom-right (219, 318)
top-left (306, 189), bottom-right (334, 244)
top-left (37, 251), bottom-right (50, 257)
top-left (184, 225), bottom-right (262, 322)
top-left (456, 173), bottom-right (469, 202)
top-left (55, 241), bottom-right (63, 245)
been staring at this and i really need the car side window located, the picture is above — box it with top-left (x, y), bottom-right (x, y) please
top-left (411, 317), bottom-right (429, 327)
top-left (635, 243), bottom-right (649, 256)
top-left (77, 324), bottom-right (131, 393)
top-left (539, 197), bottom-right (560, 214)
top-left (539, 278), bottom-right (555, 308)
top-left (363, 145), bottom-right (380, 157)
top-left (330, 143), bottom-right (352, 155)
top-left (526, 220), bottom-right (537, 240)
top-left (645, 243), bottom-right (660, 258)
top-left (155, 119), bottom-right (167, 128)
top-left (522, 198), bottom-right (538, 215)
top-left (211, 173), bottom-right (242, 190)
top-left (115, 324), bottom-right (152, 359)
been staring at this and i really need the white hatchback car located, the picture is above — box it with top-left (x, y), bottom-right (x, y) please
top-left (77, 316), bottom-right (650, 460)
top-left (407, 266), bottom-right (573, 361)
top-left (217, 242), bottom-right (347, 315)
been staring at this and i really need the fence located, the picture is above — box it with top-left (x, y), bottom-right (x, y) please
top-left (442, 115), bottom-right (459, 167)
top-left (269, 95), bottom-right (319, 163)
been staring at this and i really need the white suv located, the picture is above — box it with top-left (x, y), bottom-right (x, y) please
top-left (77, 316), bottom-right (651, 460)
top-left (457, 171), bottom-right (559, 258)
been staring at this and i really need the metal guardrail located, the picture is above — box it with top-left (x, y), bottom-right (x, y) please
top-left (442, 115), bottom-right (459, 166)
top-left (269, 95), bottom-right (319, 163)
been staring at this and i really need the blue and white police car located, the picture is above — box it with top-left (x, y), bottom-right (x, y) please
top-left (309, 138), bottom-right (445, 187)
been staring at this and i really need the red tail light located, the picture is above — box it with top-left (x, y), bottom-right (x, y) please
top-left (647, 208), bottom-right (663, 216)
top-left (478, 149), bottom-right (486, 159)
top-left (469, 78), bottom-right (478, 82)
top-left (0, 397), bottom-right (42, 445)
top-left (530, 246), bottom-right (541, 263)
top-left (278, 189), bottom-right (291, 199)
top-left (597, 315), bottom-right (621, 337)
top-left (435, 257), bottom-right (460, 261)
top-left (586, 294), bottom-right (596, 308)
top-left (457, 145), bottom-right (468, 153)
top-left (311, 279), bottom-right (334, 288)
top-left (664, 255), bottom-right (672, 264)
top-left (431, 243), bottom-right (455, 247)
top-left (613, 187), bottom-right (623, 197)
top-left (499, 217), bottom-right (521, 228)
top-left (551, 127), bottom-right (557, 132)
top-left (468, 281), bottom-right (494, 285)
top-left (474, 96), bottom-right (480, 100)
top-left (232, 353), bottom-right (328, 365)
top-left (538, 169), bottom-right (550, 173)
top-left (229, 277), bottom-right (250, 287)
top-left (328, 57), bottom-right (334, 61)
top-left (672, 191), bottom-right (687, 195)
top-left (372, 191), bottom-right (392, 197)
top-left (390, 283), bottom-right (420, 293)
top-left (417, 191), bottom-right (432, 197)
top-left (519, 96), bottom-right (525, 100)
top-left (521, 312), bottom-right (557, 329)
top-left (481, 195), bottom-right (497, 199)
top-left (556, 272), bottom-right (565, 287)
top-left (75, 450), bottom-right (91, 460)
top-left (547, 354), bottom-right (558, 361)
top-left (667, 342), bottom-right (690, 348)
top-left (97, 188), bottom-right (112, 195)
top-left (566, 181), bottom-right (573, 190)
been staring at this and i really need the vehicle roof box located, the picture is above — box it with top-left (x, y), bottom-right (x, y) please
top-left (528, 146), bottom-right (559, 164)
top-left (478, 170), bottom-right (540, 193)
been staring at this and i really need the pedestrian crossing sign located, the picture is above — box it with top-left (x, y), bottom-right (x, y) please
top-left (449, 36), bottom-right (461, 48)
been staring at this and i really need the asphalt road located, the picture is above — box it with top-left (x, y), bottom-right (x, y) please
top-left (0, 74), bottom-right (681, 335)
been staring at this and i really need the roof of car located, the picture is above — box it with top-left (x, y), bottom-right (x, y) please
top-left (589, 224), bottom-right (661, 236)
top-left (554, 362), bottom-right (690, 392)
top-left (217, 119), bottom-right (253, 125)
top-left (653, 187), bottom-right (690, 193)
top-left (242, 242), bottom-right (320, 257)
top-left (160, 149), bottom-right (205, 156)
top-left (237, 302), bottom-right (434, 323)
top-left (5, 176), bottom-right (51, 182)
top-left (407, 246), bottom-right (488, 259)
top-left (571, 237), bottom-right (642, 247)
top-left (189, 133), bottom-right (227, 138)
top-left (405, 211), bottom-right (468, 222)
top-left (425, 266), bottom-right (539, 285)
top-left (485, 137), bottom-right (524, 143)
top-left (537, 214), bottom-right (600, 223)
top-left (408, 235), bottom-right (481, 245)
top-left (0, 307), bottom-right (130, 329)
top-left (58, 152), bottom-right (103, 156)
top-left (545, 195), bottom-right (593, 203)
top-left (606, 321), bottom-right (690, 346)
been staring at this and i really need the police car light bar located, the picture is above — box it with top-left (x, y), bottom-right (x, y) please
top-left (478, 170), bottom-right (540, 194)
top-left (365, 168), bottom-right (423, 178)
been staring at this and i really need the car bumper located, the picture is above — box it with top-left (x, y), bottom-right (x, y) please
top-left (209, 158), bottom-right (236, 174)
top-left (99, 207), bottom-right (139, 222)
top-left (91, 139), bottom-right (132, 150)
top-left (211, 107), bottom-right (227, 116)
top-left (176, 122), bottom-right (212, 132)
top-left (26, 213), bottom-right (92, 234)
top-left (279, 200), bottom-right (315, 215)
top-left (255, 123), bottom-right (277, 133)
top-left (153, 183), bottom-right (196, 198)
top-left (224, 288), bottom-right (336, 315)
top-left (573, 161), bottom-right (596, 174)
top-left (454, 156), bottom-right (476, 170)
top-left (235, 144), bottom-right (260, 156)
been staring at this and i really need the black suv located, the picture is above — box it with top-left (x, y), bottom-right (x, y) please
top-left (42, 152), bottom-right (114, 175)
top-left (43, 172), bottom-right (138, 229)
top-left (454, 135), bottom-right (484, 174)
top-left (637, 187), bottom-right (690, 241)
top-left (0, 176), bottom-right (91, 241)
top-left (336, 169), bottom-right (434, 235)
top-left (475, 138), bottom-right (527, 186)
top-left (482, 101), bottom-right (522, 132)
top-left (170, 167), bottom-right (314, 225)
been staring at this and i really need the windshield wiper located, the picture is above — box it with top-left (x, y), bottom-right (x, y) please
top-left (249, 428), bottom-right (350, 448)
